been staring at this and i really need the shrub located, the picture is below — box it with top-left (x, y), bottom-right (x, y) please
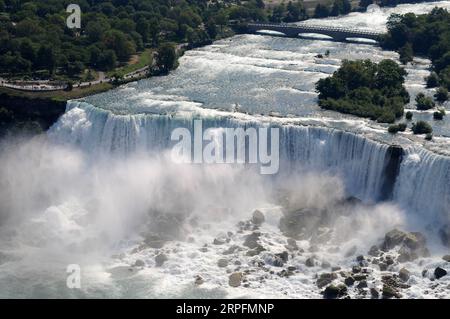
top-left (425, 133), bottom-right (433, 141)
top-left (416, 93), bottom-right (435, 110)
top-left (434, 87), bottom-right (449, 103)
top-left (412, 121), bottom-right (433, 135)
top-left (426, 72), bottom-right (440, 88)
top-left (433, 109), bottom-right (446, 120)
top-left (405, 111), bottom-right (413, 120)
top-left (388, 125), bottom-right (399, 134)
top-left (397, 123), bottom-right (407, 131)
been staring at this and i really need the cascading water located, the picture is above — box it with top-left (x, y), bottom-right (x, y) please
top-left (49, 100), bottom-right (450, 219)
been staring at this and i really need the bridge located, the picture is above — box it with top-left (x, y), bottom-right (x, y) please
top-left (246, 23), bottom-right (384, 43)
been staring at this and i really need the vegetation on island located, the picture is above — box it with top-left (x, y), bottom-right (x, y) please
top-left (382, 7), bottom-right (450, 94)
top-left (316, 59), bottom-right (410, 123)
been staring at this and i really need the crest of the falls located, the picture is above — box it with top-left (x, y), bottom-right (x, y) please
top-left (49, 101), bottom-right (450, 223)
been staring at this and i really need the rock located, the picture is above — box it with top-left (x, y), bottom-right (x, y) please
top-left (276, 251), bottom-right (289, 263)
top-left (195, 275), bottom-right (204, 285)
top-left (331, 266), bottom-right (341, 272)
top-left (321, 261), bottom-right (331, 269)
top-left (352, 266), bottom-right (361, 273)
top-left (379, 262), bottom-right (388, 271)
top-left (323, 284), bottom-right (347, 299)
top-left (357, 280), bottom-right (368, 289)
top-left (223, 245), bottom-right (241, 255)
top-left (434, 267), bottom-right (447, 279)
top-left (213, 238), bottom-right (226, 245)
top-left (439, 225), bottom-right (450, 247)
top-left (243, 232), bottom-right (261, 249)
top-left (246, 246), bottom-right (265, 256)
top-left (279, 207), bottom-right (326, 239)
top-left (286, 238), bottom-right (298, 250)
top-left (305, 257), bottom-right (315, 267)
top-left (422, 269), bottom-right (428, 277)
top-left (382, 284), bottom-right (401, 299)
top-left (344, 276), bottom-right (355, 286)
top-left (356, 255), bottom-right (365, 262)
top-left (252, 210), bottom-right (265, 225)
top-left (368, 245), bottom-right (380, 257)
top-left (134, 259), bottom-right (145, 267)
top-left (144, 234), bottom-right (166, 249)
top-left (155, 254), bottom-right (168, 267)
top-left (287, 266), bottom-right (297, 272)
top-left (370, 288), bottom-right (380, 299)
top-left (218, 259), bottom-right (229, 268)
top-left (229, 272), bottom-right (243, 287)
top-left (382, 229), bottom-right (407, 251)
top-left (353, 274), bottom-right (367, 281)
top-left (404, 232), bottom-right (426, 250)
top-left (442, 255), bottom-right (450, 262)
top-left (345, 245), bottom-right (357, 257)
top-left (317, 273), bottom-right (338, 288)
top-left (399, 268), bottom-right (410, 282)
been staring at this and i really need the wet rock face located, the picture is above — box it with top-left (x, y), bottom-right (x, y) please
top-left (381, 229), bottom-right (429, 262)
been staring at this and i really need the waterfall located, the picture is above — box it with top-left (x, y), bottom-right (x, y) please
top-left (49, 100), bottom-right (450, 222)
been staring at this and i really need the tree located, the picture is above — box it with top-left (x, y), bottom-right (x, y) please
top-left (399, 43), bottom-right (413, 65)
top-left (155, 43), bottom-right (178, 74)
top-left (314, 4), bottom-right (330, 18)
top-left (36, 45), bottom-right (55, 73)
top-left (405, 111), bottom-right (413, 120)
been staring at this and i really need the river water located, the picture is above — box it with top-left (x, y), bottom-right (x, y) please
top-left (0, 2), bottom-right (450, 299)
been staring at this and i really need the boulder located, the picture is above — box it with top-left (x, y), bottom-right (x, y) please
top-left (443, 255), bottom-right (450, 262)
top-left (213, 238), bottom-right (227, 245)
top-left (218, 259), bottom-right (229, 268)
top-left (382, 229), bottom-right (407, 251)
top-left (357, 280), bottom-right (368, 289)
top-left (323, 284), bottom-right (347, 299)
top-left (321, 261), bottom-right (331, 269)
top-left (144, 234), bottom-right (166, 249)
top-left (382, 284), bottom-right (401, 299)
top-left (276, 251), bottom-right (289, 263)
top-left (134, 259), bottom-right (145, 267)
top-left (344, 276), bottom-right (355, 286)
top-left (222, 245), bottom-right (241, 255)
top-left (195, 275), bottom-right (204, 285)
top-left (434, 267), bottom-right (447, 279)
top-left (399, 268), bottom-right (410, 282)
top-left (305, 257), bottom-right (315, 267)
top-left (368, 245), bottom-right (380, 257)
top-left (317, 273), bottom-right (338, 288)
top-left (252, 210), bottom-right (265, 225)
top-left (229, 272), bottom-right (243, 287)
top-left (244, 232), bottom-right (261, 249)
top-left (352, 266), bottom-right (361, 273)
top-left (155, 253), bottom-right (168, 267)
top-left (370, 288), bottom-right (380, 299)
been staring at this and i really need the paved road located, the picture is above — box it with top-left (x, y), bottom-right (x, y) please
top-left (0, 65), bottom-right (151, 92)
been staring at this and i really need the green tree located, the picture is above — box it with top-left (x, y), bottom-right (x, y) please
top-left (155, 43), bottom-right (178, 74)
top-left (412, 121), bottom-right (433, 135)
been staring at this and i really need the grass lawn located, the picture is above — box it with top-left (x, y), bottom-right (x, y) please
top-left (107, 48), bottom-right (154, 78)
